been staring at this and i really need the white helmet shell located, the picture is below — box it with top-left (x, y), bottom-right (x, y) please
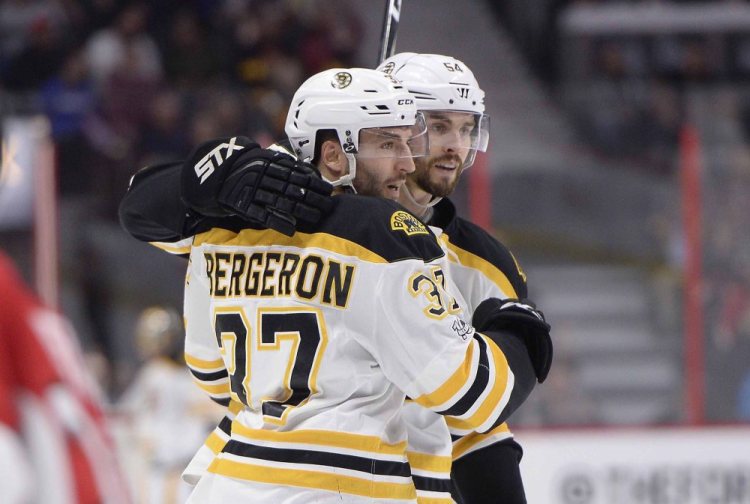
top-left (285, 68), bottom-right (421, 163)
top-left (378, 53), bottom-right (489, 173)
top-left (377, 53), bottom-right (485, 114)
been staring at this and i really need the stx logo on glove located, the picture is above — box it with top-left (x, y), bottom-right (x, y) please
top-left (194, 137), bottom-right (245, 184)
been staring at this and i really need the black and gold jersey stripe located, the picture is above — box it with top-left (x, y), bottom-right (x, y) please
top-left (208, 423), bottom-right (417, 500)
top-left (194, 194), bottom-right (445, 265)
top-left (431, 198), bottom-right (527, 299)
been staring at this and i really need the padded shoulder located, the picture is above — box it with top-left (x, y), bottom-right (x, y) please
top-left (433, 198), bottom-right (528, 298)
top-left (313, 195), bottom-right (445, 263)
top-left (193, 195), bottom-right (445, 265)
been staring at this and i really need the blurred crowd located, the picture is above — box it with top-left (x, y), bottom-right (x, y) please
top-left (568, 33), bottom-right (750, 422)
top-left (1, 0), bottom-right (363, 220)
top-left (703, 153), bottom-right (750, 422)
top-left (1, 0), bottom-right (364, 399)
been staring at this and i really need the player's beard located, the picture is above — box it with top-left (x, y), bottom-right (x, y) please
top-left (411, 154), bottom-right (465, 198)
top-left (353, 167), bottom-right (406, 201)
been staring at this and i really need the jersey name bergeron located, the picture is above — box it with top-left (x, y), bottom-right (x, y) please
top-left (204, 251), bottom-right (355, 309)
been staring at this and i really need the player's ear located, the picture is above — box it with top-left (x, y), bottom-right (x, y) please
top-left (319, 140), bottom-right (348, 180)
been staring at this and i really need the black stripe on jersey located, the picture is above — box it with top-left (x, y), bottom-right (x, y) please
top-left (480, 329), bottom-right (537, 428)
top-left (211, 397), bottom-right (231, 407)
top-left (189, 368), bottom-right (228, 382)
top-left (218, 416), bottom-right (233, 435)
top-left (412, 474), bottom-right (452, 494)
top-left (438, 335), bottom-right (490, 417)
top-left (223, 439), bottom-right (411, 478)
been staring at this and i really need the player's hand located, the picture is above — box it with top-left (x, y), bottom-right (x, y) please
top-left (218, 148), bottom-right (334, 236)
top-left (181, 136), bottom-right (334, 236)
top-left (472, 298), bottom-right (552, 383)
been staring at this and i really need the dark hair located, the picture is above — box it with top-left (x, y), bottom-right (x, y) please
top-left (312, 129), bottom-right (339, 164)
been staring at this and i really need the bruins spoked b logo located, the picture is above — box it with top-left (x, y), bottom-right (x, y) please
top-left (390, 211), bottom-right (428, 236)
top-left (332, 72), bottom-right (352, 89)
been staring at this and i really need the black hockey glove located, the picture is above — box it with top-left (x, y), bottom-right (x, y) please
top-left (181, 136), bottom-right (334, 236)
top-left (472, 298), bottom-right (553, 383)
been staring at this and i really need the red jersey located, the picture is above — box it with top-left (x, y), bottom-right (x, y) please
top-left (0, 251), bottom-right (130, 504)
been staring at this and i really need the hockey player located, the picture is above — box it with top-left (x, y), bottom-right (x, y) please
top-left (0, 250), bottom-right (131, 504)
top-left (178, 67), bottom-right (544, 502)
top-left (117, 306), bottom-right (223, 503)
top-left (119, 56), bottom-right (550, 502)
top-left (378, 53), bottom-right (533, 504)
top-left (121, 63), bottom-right (544, 504)
top-left (131, 70), bottom-right (548, 501)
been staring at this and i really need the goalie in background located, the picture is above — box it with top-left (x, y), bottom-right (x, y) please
top-left (116, 306), bottom-right (223, 504)
top-left (0, 249), bottom-right (131, 504)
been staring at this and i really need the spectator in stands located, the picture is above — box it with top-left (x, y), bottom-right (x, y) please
top-left (0, 0), bottom-right (69, 69)
top-left (1, 16), bottom-right (70, 91)
top-left (137, 89), bottom-right (189, 166)
top-left (117, 306), bottom-right (222, 504)
top-left (85, 2), bottom-right (162, 89)
top-left (161, 8), bottom-right (221, 89)
top-left (40, 47), bottom-right (99, 196)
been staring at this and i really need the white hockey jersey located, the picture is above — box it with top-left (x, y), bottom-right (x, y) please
top-left (183, 195), bottom-right (521, 503)
top-left (429, 198), bottom-right (529, 460)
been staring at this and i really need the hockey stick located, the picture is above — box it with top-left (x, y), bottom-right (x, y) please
top-left (378, 0), bottom-right (402, 64)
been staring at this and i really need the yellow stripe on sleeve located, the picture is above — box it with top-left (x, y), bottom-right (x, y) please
top-left (444, 335), bottom-right (510, 431)
top-left (193, 380), bottom-right (230, 396)
top-left (205, 430), bottom-right (229, 455)
top-left (441, 235), bottom-right (518, 298)
top-left (412, 341), bottom-right (475, 409)
top-left (417, 497), bottom-right (455, 504)
top-left (149, 240), bottom-right (192, 255)
top-left (406, 451), bottom-right (452, 473)
top-left (452, 422), bottom-right (511, 460)
top-left (184, 352), bottom-right (224, 370)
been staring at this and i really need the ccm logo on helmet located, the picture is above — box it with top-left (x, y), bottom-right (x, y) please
top-left (397, 98), bottom-right (414, 105)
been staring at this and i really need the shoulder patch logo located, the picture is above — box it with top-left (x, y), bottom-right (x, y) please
top-left (390, 211), bottom-right (429, 236)
top-left (332, 71), bottom-right (352, 89)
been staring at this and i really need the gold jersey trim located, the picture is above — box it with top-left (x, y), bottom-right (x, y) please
top-left (406, 451), bottom-right (452, 473)
top-left (194, 227), bottom-right (388, 264)
top-left (416, 497), bottom-right (455, 504)
top-left (208, 458), bottom-right (417, 500)
top-left (205, 430), bottom-right (229, 455)
top-left (452, 422), bottom-right (511, 460)
top-left (184, 353), bottom-right (224, 370)
top-left (231, 421), bottom-right (408, 455)
top-left (149, 239), bottom-right (192, 255)
top-left (413, 339), bottom-right (476, 409)
top-left (440, 233), bottom-right (518, 298)
top-left (445, 334), bottom-right (510, 431)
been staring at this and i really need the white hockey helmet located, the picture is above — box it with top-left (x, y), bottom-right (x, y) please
top-left (378, 53), bottom-right (489, 168)
top-left (285, 67), bottom-right (428, 189)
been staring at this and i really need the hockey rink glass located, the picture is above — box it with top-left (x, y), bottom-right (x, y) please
top-left (423, 111), bottom-right (490, 168)
top-left (355, 113), bottom-right (430, 159)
